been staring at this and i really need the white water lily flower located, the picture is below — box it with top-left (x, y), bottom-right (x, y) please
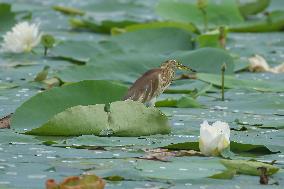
top-left (199, 120), bottom-right (230, 156)
top-left (248, 54), bottom-right (270, 72)
top-left (248, 54), bottom-right (284, 73)
top-left (1, 22), bottom-right (41, 53)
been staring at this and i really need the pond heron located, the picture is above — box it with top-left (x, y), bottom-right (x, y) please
top-left (123, 60), bottom-right (196, 106)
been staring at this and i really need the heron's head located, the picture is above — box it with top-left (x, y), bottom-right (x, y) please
top-left (160, 60), bottom-right (196, 72)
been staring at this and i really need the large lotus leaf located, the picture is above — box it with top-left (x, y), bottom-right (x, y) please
top-left (56, 53), bottom-right (167, 83)
top-left (53, 0), bottom-right (156, 33)
top-left (171, 48), bottom-right (234, 74)
top-left (12, 80), bottom-right (127, 130)
top-left (0, 3), bottom-right (16, 32)
top-left (50, 28), bottom-right (194, 63)
top-left (156, 0), bottom-right (244, 29)
top-left (215, 93), bottom-right (284, 115)
top-left (108, 28), bottom-right (194, 53)
top-left (57, 48), bottom-right (234, 83)
top-left (220, 159), bottom-right (279, 176)
top-left (230, 10), bottom-right (284, 32)
top-left (197, 73), bottom-right (284, 92)
top-left (26, 101), bottom-right (171, 137)
top-left (50, 41), bottom-right (101, 63)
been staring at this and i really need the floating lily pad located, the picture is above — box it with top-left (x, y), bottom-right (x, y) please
top-left (26, 101), bottom-right (170, 137)
top-left (155, 96), bottom-right (204, 108)
top-left (12, 80), bottom-right (127, 130)
top-left (57, 48), bottom-right (234, 83)
top-left (220, 159), bottom-right (279, 176)
top-left (197, 73), bottom-right (284, 92)
top-left (163, 141), bottom-right (278, 156)
top-left (0, 3), bottom-right (16, 32)
top-left (230, 10), bottom-right (284, 32)
top-left (238, 0), bottom-right (270, 17)
top-left (156, 0), bottom-right (244, 29)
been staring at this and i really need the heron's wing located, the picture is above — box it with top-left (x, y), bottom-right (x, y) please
top-left (123, 69), bottom-right (161, 103)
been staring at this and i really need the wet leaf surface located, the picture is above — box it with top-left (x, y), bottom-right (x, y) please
top-left (0, 0), bottom-right (284, 188)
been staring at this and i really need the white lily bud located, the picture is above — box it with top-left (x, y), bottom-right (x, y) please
top-left (199, 121), bottom-right (230, 156)
top-left (1, 22), bottom-right (42, 53)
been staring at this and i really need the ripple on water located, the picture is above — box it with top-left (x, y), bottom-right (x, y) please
top-left (27, 175), bottom-right (47, 179)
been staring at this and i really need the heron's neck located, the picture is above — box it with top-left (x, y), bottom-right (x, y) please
top-left (161, 67), bottom-right (175, 81)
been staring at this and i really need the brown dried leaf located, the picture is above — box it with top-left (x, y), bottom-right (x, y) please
top-left (140, 148), bottom-right (202, 161)
top-left (46, 174), bottom-right (105, 189)
top-left (258, 167), bottom-right (269, 185)
top-left (0, 113), bottom-right (12, 129)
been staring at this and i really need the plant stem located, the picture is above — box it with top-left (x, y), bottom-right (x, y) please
top-left (221, 63), bottom-right (226, 101)
top-left (219, 26), bottom-right (226, 49)
top-left (44, 47), bottom-right (48, 56)
top-left (201, 8), bottom-right (208, 33)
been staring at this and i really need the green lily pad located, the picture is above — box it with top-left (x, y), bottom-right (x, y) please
top-left (70, 18), bottom-right (139, 34)
top-left (197, 73), bottom-right (284, 92)
top-left (220, 159), bottom-right (279, 176)
top-left (156, 0), bottom-right (244, 29)
top-left (120, 21), bottom-right (199, 34)
top-left (208, 169), bottom-right (236, 180)
top-left (57, 48), bottom-right (234, 83)
top-left (155, 96), bottom-right (204, 108)
top-left (26, 101), bottom-right (170, 137)
top-left (238, 0), bottom-right (270, 17)
top-left (12, 80), bottom-right (127, 130)
top-left (230, 10), bottom-right (284, 32)
top-left (0, 3), bottom-right (16, 32)
top-left (51, 28), bottom-right (194, 63)
top-left (52, 5), bottom-right (85, 16)
top-left (163, 141), bottom-right (278, 156)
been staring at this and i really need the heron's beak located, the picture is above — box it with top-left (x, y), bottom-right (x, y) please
top-left (177, 63), bottom-right (196, 72)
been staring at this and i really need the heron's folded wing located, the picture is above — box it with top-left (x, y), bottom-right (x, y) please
top-left (123, 69), bottom-right (161, 103)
